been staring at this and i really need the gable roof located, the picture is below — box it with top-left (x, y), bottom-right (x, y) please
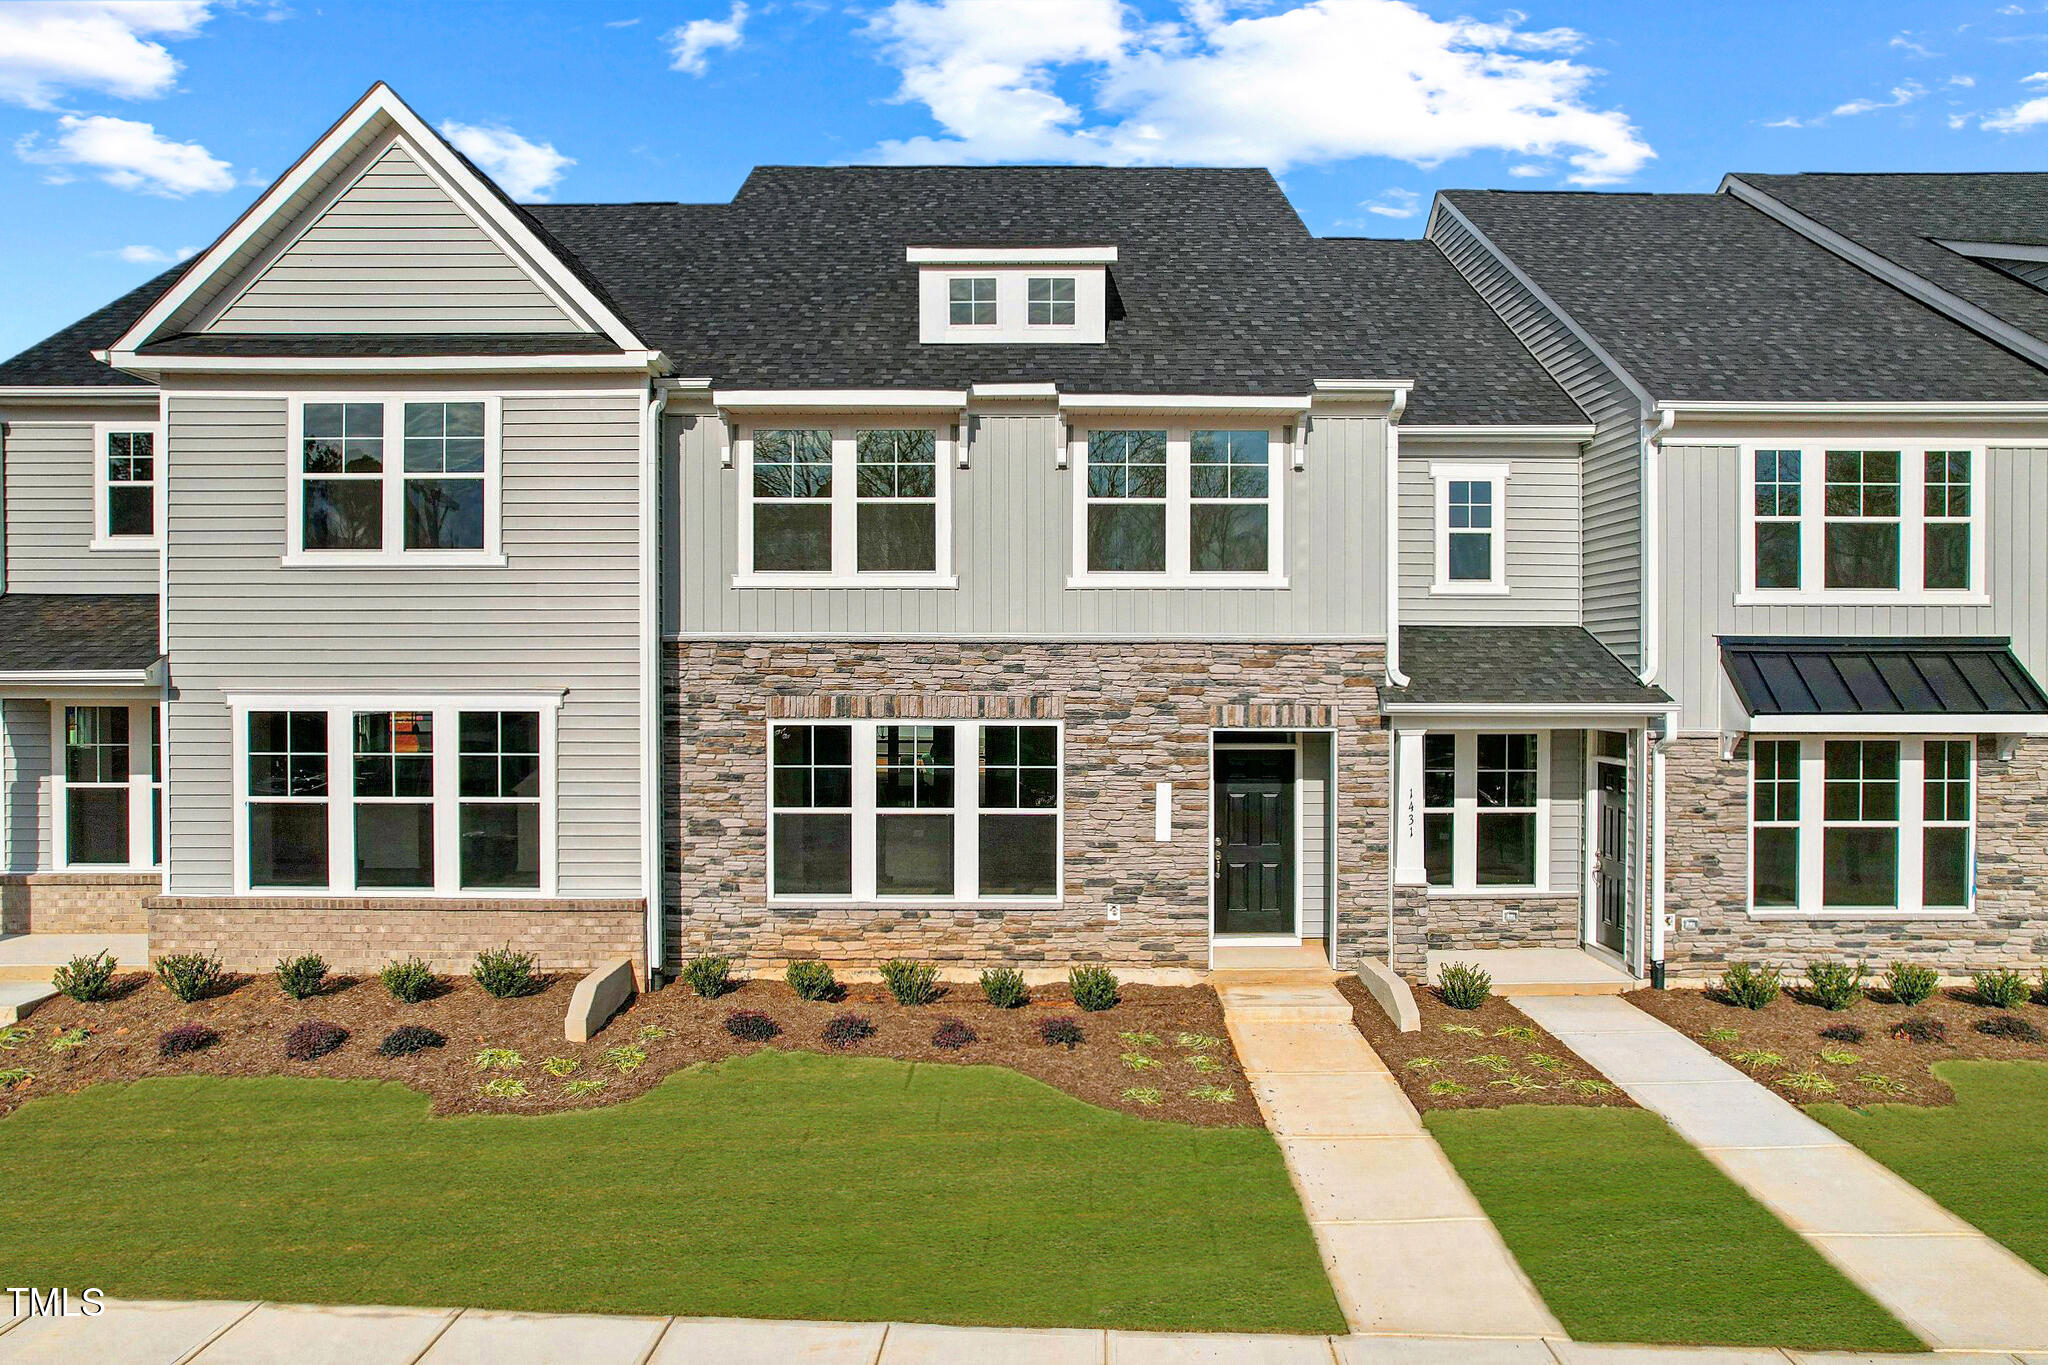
top-left (1439, 189), bottom-right (2048, 404)
top-left (0, 267), bottom-right (183, 388)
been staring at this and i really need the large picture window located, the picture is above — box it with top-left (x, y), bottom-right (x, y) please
top-left (289, 396), bottom-right (501, 563)
top-left (1741, 442), bottom-right (1981, 599)
top-left (768, 720), bottom-right (1061, 902)
top-left (740, 423), bottom-right (954, 584)
top-left (52, 702), bottom-right (160, 871)
top-left (93, 425), bottom-right (162, 548)
top-left (1417, 731), bottom-right (1547, 892)
top-left (1073, 425), bottom-right (1285, 583)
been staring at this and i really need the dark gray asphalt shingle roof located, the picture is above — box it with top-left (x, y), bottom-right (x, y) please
top-left (1730, 172), bottom-right (2048, 349)
top-left (0, 595), bottom-right (161, 673)
top-left (1723, 637), bottom-right (2048, 717)
top-left (1387, 626), bottom-right (1671, 708)
top-left (1442, 189), bottom-right (2048, 403)
top-left (0, 268), bottom-right (182, 387)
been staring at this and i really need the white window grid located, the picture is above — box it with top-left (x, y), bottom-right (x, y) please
top-left (736, 422), bottom-right (956, 587)
top-left (1069, 424), bottom-right (1287, 586)
top-left (52, 703), bottom-right (158, 871)
top-left (91, 422), bottom-right (164, 551)
top-left (285, 394), bottom-right (503, 566)
top-left (1429, 462), bottom-right (1509, 594)
top-left (948, 277), bottom-right (997, 326)
top-left (1027, 276), bottom-right (1076, 326)
top-left (1415, 729), bottom-right (1549, 894)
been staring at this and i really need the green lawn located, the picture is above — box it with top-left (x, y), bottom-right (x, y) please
top-left (1425, 1106), bottom-right (1923, 1351)
top-left (1811, 1060), bottom-right (2048, 1278)
top-left (0, 1049), bottom-right (1343, 1334)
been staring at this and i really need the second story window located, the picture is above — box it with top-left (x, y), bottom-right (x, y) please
top-left (1028, 276), bottom-right (1076, 326)
top-left (92, 424), bottom-right (162, 549)
top-left (739, 423), bottom-right (954, 585)
top-left (1430, 463), bottom-right (1508, 594)
top-left (1741, 442), bottom-right (1980, 601)
top-left (288, 396), bottom-right (501, 565)
top-left (1824, 450), bottom-right (1900, 590)
top-left (1074, 426), bottom-right (1285, 585)
top-left (948, 277), bottom-right (996, 326)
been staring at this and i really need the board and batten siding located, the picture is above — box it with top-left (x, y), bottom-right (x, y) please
top-left (1, 700), bottom-right (50, 873)
top-left (2, 418), bottom-right (160, 594)
top-left (667, 410), bottom-right (1389, 638)
top-left (1658, 443), bottom-right (2048, 732)
top-left (160, 382), bottom-right (644, 896)
top-left (1429, 208), bottom-right (1646, 667)
top-left (209, 141), bottom-right (579, 335)
top-left (1398, 447), bottom-right (1582, 625)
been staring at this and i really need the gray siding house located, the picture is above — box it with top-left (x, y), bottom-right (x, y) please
top-left (3, 82), bottom-right (2046, 986)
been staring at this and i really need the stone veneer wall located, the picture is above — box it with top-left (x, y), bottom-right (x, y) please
top-left (666, 640), bottom-right (1391, 971)
top-left (1662, 734), bottom-right (2048, 975)
top-left (0, 872), bottom-right (157, 934)
top-left (146, 897), bottom-right (645, 977)
top-left (1387, 888), bottom-right (1580, 977)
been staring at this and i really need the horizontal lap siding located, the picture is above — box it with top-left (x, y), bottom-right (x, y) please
top-left (163, 389), bottom-right (643, 895)
top-left (1398, 454), bottom-right (1581, 624)
top-left (1, 701), bottom-right (49, 873)
top-left (3, 422), bottom-right (158, 593)
top-left (1549, 729), bottom-right (1585, 895)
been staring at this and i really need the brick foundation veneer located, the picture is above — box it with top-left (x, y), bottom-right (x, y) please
top-left (0, 872), bottom-right (157, 934)
top-left (1662, 734), bottom-right (2048, 976)
top-left (145, 897), bottom-right (646, 976)
top-left (666, 640), bottom-right (1392, 971)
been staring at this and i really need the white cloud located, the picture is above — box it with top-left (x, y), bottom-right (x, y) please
top-left (0, 1), bottom-right (213, 109)
top-left (862, 0), bottom-right (1653, 185)
top-left (2000, 4), bottom-right (2027, 14)
top-left (1986, 93), bottom-right (2048, 129)
top-left (667, 2), bottom-right (748, 75)
top-left (112, 242), bottom-right (196, 264)
top-left (1950, 74), bottom-right (1977, 87)
top-left (1889, 33), bottom-right (1937, 57)
top-left (606, 16), bottom-right (641, 26)
top-left (15, 113), bottom-right (232, 195)
top-left (1832, 82), bottom-right (1926, 117)
top-left (1361, 187), bottom-right (1420, 218)
top-left (1949, 111), bottom-right (1972, 128)
top-left (441, 119), bottom-right (575, 200)
top-left (2025, 70), bottom-right (2048, 83)
top-left (1507, 162), bottom-right (1548, 177)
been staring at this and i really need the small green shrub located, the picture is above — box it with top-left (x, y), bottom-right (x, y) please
top-left (1121, 1087), bottom-right (1162, 1107)
top-left (1719, 962), bottom-right (1782, 1010)
top-left (540, 1055), bottom-right (579, 1076)
top-left (1118, 1029), bottom-right (1162, 1049)
top-left (157, 1023), bottom-right (218, 1058)
top-left (821, 1013), bottom-right (874, 1049)
top-left (562, 1078), bottom-right (606, 1097)
top-left (1427, 1078), bottom-right (1471, 1097)
top-left (724, 1010), bottom-right (780, 1042)
top-left (53, 950), bottom-right (117, 1003)
top-left (1466, 1053), bottom-right (1514, 1074)
top-left (379, 956), bottom-right (438, 1004)
top-left (1403, 1056), bottom-right (1443, 1072)
top-left (638, 1024), bottom-right (669, 1041)
top-left (1730, 1048), bottom-right (1785, 1068)
top-left (1819, 1047), bottom-right (1861, 1066)
top-left (1858, 1073), bottom-right (1910, 1096)
top-left (1976, 1014), bottom-right (2043, 1042)
top-left (471, 945), bottom-right (538, 999)
top-left (680, 955), bottom-right (734, 999)
top-left (979, 966), bottom-right (1028, 1009)
top-left (1188, 1085), bottom-right (1236, 1105)
top-left (274, 953), bottom-right (328, 1000)
top-left (784, 959), bottom-right (839, 1002)
top-left (1186, 1054), bottom-right (1223, 1074)
top-left (48, 1026), bottom-right (91, 1051)
top-left (1779, 1070), bottom-right (1836, 1095)
top-left (0, 1067), bottom-right (31, 1089)
top-left (1884, 962), bottom-right (1940, 1006)
top-left (1804, 960), bottom-right (1865, 1011)
top-left (1490, 1073), bottom-right (1546, 1094)
top-left (880, 959), bottom-right (941, 1006)
top-left (1038, 1016), bottom-right (1083, 1049)
top-left (0, 1025), bottom-right (26, 1049)
top-left (378, 1025), bottom-right (445, 1058)
top-left (1492, 1023), bottom-right (1537, 1043)
top-left (602, 1044), bottom-right (648, 1073)
top-left (1436, 961), bottom-right (1492, 1010)
top-left (1704, 1027), bottom-right (1741, 1042)
top-left (1439, 1023), bottom-right (1484, 1038)
top-left (479, 1077), bottom-right (529, 1099)
top-left (1974, 968), bottom-right (2031, 1010)
top-left (1563, 1077), bottom-right (1617, 1097)
top-left (1068, 965), bottom-right (1119, 1012)
top-left (1176, 1032), bottom-right (1221, 1052)
top-left (1526, 1053), bottom-right (1567, 1072)
top-left (472, 1047), bottom-right (524, 1071)
top-left (154, 952), bottom-right (224, 1004)
top-left (1120, 1052), bottom-right (1160, 1071)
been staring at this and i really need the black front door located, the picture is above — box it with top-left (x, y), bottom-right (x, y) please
top-left (1214, 748), bottom-right (1295, 936)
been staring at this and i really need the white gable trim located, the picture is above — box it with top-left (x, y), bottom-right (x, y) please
top-left (109, 83), bottom-right (645, 358)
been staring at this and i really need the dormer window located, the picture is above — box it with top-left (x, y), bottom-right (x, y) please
top-left (910, 246), bottom-right (1113, 345)
top-left (1028, 277), bottom-right (1076, 326)
top-left (949, 278), bottom-right (997, 326)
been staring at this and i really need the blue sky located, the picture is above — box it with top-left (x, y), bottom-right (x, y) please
top-left (1, 0), bottom-right (2043, 360)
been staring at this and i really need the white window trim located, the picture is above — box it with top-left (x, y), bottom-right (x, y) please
top-left (1744, 734), bottom-right (1975, 921)
top-left (1067, 423), bottom-right (1288, 588)
top-left (1026, 275), bottom-right (1078, 329)
top-left (947, 276), bottom-right (999, 329)
top-left (766, 719), bottom-right (1064, 906)
top-left (734, 421), bottom-right (959, 588)
top-left (283, 394), bottom-right (506, 567)
top-left (90, 421), bottom-right (164, 552)
top-left (1430, 462), bottom-right (1509, 596)
top-left (49, 700), bottom-right (160, 872)
top-left (1735, 439), bottom-right (1988, 605)
top-left (1421, 729), bottom-right (1551, 895)
top-left (228, 692), bottom-right (560, 898)
top-left (918, 266), bottom-right (1106, 344)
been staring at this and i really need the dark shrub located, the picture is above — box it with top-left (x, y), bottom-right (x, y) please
top-left (1890, 1015), bottom-right (1947, 1045)
top-left (1436, 962), bottom-right (1491, 1010)
top-left (274, 953), bottom-right (328, 1000)
top-left (931, 1018), bottom-right (976, 1051)
top-left (1068, 965), bottom-right (1119, 1012)
top-left (154, 952), bottom-right (225, 1004)
top-left (1883, 962), bottom-right (1940, 1007)
top-left (681, 955), bottom-right (734, 999)
top-left (1804, 961), bottom-right (1865, 1011)
top-left (1719, 963), bottom-right (1782, 1010)
top-left (1976, 1014), bottom-right (2044, 1043)
top-left (785, 960), bottom-right (839, 1002)
top-left (724, 1010), bottom-right (781, 1042)
top-left (822, 1012), bottom-right (875, 1048)
top-left (1974, 969), bottom-right (2031, 1010)
top-left (378, 1025), bottom-right (446, 1058)
top-left (286, 1020), bottom-right (348, 1061)
top-left (979, 966), bottom-right (1028, 1009)
top-left (472, 945), bottom-right (538, 999)
top-left (158, 1023), bottom-right (219, 1058)
top-left (52, 950), bottom-right (117, 1003)
top-left (880, 959), bottom-right (941, 1006)
top-left (1039, 1016), bottom-right (1084, 1049)
top-left (380, 957), bottom-right (438, 1004)
top-left (1820, 1023), bottom-right (1866, 1044)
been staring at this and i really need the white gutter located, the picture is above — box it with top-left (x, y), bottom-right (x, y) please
top-left (103, 350), bottom-right (669, 376)
top-left (1639, 408), bottom-right (1674, 686)
top-left (0, 670), bottom-right (160, 687)
top-left (1383, 387), bottom-right (1409, 688)
top-left (1656, 399), bottom-right (2048, 417)
top-left (715, 388), bottom-right (967, 410)
top-left (1397, 424), bottom-right (1595, 441)
top-left (0, 386), bottom-right (160, 403)
top-left (1061, 393), bottom-right (1313, 413)
top-left (906, 245), bottom-right (1117, 265)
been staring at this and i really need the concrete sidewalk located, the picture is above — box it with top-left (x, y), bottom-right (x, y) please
top-left (1519, 994), bottom-right (2048, 1354)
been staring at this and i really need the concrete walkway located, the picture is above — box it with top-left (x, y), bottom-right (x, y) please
top-left (1213, 973), bottom-right (1564, 1340)
top-left (1519, 994), bottom-right (2048, 1353)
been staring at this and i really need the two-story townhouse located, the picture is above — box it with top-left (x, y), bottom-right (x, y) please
top-left (1432, 187), bottom-right (2048, 980)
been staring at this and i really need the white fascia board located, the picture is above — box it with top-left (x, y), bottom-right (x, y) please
top-left (1658, 399), bottom-right (2048, 417)
top-left (713, 389), bottom-right (968, 410)
top-left (906, 246), bottom-right (1118, 265)
top-left (1311, 378), bottom-right (1415, 395)
top-left (0, 387), bottom-right (159, 404)
top-left (1383, 702), bottom-right (1682, 730)
top-left (107, 351), bottom-right (665, 377)
top-left (970, 382), bottom-right (1060, 400)
top-left (1399, 425), bottom-right (1596, 441)
top-left (1744, 713), bottom-right (2048, 736)
top-left (1061, 393), bottom-right (1311, 413)
top-left (0, 670), bottom-right (157, 688)
top-left (225, 688), bottom-right (565, 711)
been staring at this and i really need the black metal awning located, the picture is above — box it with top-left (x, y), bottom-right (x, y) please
top-left (1722, 637), bottom-right (2048, 719)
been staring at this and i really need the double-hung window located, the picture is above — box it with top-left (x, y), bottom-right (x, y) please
top-left (768, 720), bottom-right (1062, 902)
top-left (1430, 464), bottom-right (1508, 593)
top-left (1747, 737), bottom-right (1972, 915)
top-left (92, 424), bottom-right (162, 549)
top-left (1417, 731), bottom-right (1546, 892)
top-left (1753, 450), bottom-right (1801, 590)
top-left (1824, 451), bottom-right (1901, 590)
top-left (1741, 442), bottom-right (1982, 599)
top-left (289, 396), bottom-right (501, 563)
top-left (1074, 426), bottom-right (1284, 583)
top-left (52, 703), bottom-right (160, 870)
top-left (740, 424), bottom-right (953, 584)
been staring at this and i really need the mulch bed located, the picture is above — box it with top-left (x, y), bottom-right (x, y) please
top-left (1, 971), bottom-right (1260, 1127)
top-left (1336, 976), bottom-right (1635, 1112)
top-left (1629, 984), bottom-right (2048, 1108)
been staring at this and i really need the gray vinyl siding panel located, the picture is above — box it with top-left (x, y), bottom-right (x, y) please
top-left (1299, 731), bottom-right (1329, 937)
top-left (1549, 729), bottom-right (1584, 897)
top-left (1430, 209), bottom-right (1645, 666)
top-left (1658, 444), bottom-right (2047, 731)
top-left (668, 411), bottom-right (1388, 638)
top-left (2, 700), bottom-right (50, 873)
top-left (2, 421), bottom-right (159, 593)
top-left (210, 142), bottom-right (580, 335)
top-left (1398, 454), bottom-right (1581, 624)
top-left (161, 386), bottom-right (643, 896)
